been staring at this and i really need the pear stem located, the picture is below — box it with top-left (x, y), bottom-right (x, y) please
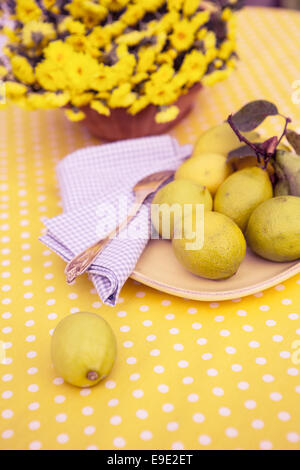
top-left (87, 371), bottom-right (99, 381)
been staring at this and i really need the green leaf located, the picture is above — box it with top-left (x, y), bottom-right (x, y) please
top-left (231, 100), bottom-right (278, 132)
top-left (227, 144), bottom-right (259, 162)
top-left (286, 129), bottom-right (300, 155)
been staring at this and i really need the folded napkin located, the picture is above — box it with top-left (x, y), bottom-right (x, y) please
top-left (40, 136), bottom-right (192, 306)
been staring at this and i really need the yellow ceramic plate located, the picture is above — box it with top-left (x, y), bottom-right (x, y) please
top-left (131, 240), bottom-right (300, 301)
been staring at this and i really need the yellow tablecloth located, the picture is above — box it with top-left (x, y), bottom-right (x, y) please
top-left (0, 7), bottom-right (300, 451)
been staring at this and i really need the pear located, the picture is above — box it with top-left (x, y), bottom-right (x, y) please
top-left (214, 167), bottom-right (273, 232)
top-left (275, 150), bottom-right (300, 197)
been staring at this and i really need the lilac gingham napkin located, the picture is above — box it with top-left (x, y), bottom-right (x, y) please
top-left (40, 136), bottom-right (192, 306)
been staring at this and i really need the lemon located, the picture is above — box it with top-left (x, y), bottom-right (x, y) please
top-left (193, 122), bottom-right (259, 157)
top-left (214, 167), bottom-right (273, 231)
top-left (175, 153), bottom-right (232, 196)
top-left (51, 312), bottom-right (117, 388)
top-left (246, 196), bottom-right (300, 262)
top-left (151, 179), bottom-right (212, 239)
top-left (172, 211), bottom-right (246, 280)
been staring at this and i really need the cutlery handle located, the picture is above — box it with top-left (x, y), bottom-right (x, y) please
top-left (65, 197), bottom-right (145, 284)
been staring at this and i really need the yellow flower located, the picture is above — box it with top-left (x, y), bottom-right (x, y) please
top-left (66, 53), bottom-right (100, 94)
top-left (16, 0), bottom-right (42, 23)
top-left (5, 82), bottom-right (28, 99)
top-left (183, 0), bottom-right (201, 17)
top-left (90, 100), bottom-right (110, 116)
top-left (116, 30), bottom-right (145, 47)
top-left (191, 11), bottom-right (210, 31)
top-left (138, 0), bottom-right (165, 11)
top-left (202, 68), bottom-right (231, 87)
top-left (121, 4), bottom-right (145, 25)
top-left (2, 26), bottom-right (20, 43)
top-left (71, 92), bottom-right (94, 107)
top-left (203, 31), bottom-right (217, 50)
top-left (43, 0), bottom-right (56, 9)
top-left (91, 64), bottom-right (119, 92)
top-left (58, 18), bottom-right (86, 36)
top-left (66, 34), bottom-right (89, 53)
top-left (88, 27), bottom-right (111, 50)
top-left (222, 8), bottom-right (233, 22)
top-left (131, 72), bottom-right (148, 85)
top-left (170, 19), bottom-right (195, 51)
top-left (45, 91), bottom-right (70, 107)
top-left (218, 39), bottom-right (235, 61)
top-left (145, 80), bottom-right (178, 106)
top-left (167, 0), bottom-right (184, 11)
top-left (65, 108), bottom-right (86, 121)
top-left (22, 21), bottom-right (56, 48)
top-left (109, 83), bottom-right (136, 108)
top-left (11, 56), bottom-right (35, 84)
top-left (180, 50), bottom-right (207, 85)
top-left (137, 48), bottom-right (156, 74)
top-left (104, 21), bottom-right (125, 38)
top-left (151, 64), bottom-right (174, 84)
top-left (27, 93), bottom-right (49, 109)
top-left (155, 105), bottom-right (179, 123)
top-left (44, 41), bottom-right (74, 68)
top-left (36, 61), bottom-right (67, 91)
top-left (128, 96), bottom-right (150, 115)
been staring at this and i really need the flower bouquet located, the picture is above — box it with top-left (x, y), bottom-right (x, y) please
top-left (0, 0), bottom-right (243, 140)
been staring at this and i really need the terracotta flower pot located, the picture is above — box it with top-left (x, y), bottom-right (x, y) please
top-left (81, 83), bottom-right (202, 141)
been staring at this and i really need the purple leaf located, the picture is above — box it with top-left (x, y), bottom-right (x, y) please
top-left (231, 100), bottom-right (278, 132)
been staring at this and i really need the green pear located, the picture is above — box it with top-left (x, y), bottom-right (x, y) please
top-left (275, 150), bottom-right (300, 197)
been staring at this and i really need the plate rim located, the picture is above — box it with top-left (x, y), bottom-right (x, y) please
top-left (131, 261), bottom-right (300, 301)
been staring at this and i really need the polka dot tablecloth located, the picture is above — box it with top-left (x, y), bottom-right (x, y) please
top-left (1, 7), bottom-right (300, 450)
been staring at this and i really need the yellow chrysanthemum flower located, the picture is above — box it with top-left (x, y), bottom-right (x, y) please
top-left (16, 0), bottom-right (42, 24)
top-left (66, 53), bottom-right (100, 94)
top-left (191, 11), bottom-right (210, 31)
top-left (151, 64), bottom-right (174, 84)
top-left (183, 0), bottom-right (201, 17)
top-left (121, 4), bottom-right (145, 26)
top-left (218, 39), bottom-right (235, 61)
top-left (36, 61), bottom-right (68, 91)
top-left (167, 0), bottom-right (184, 11)
top-left (0, 66), bottom-right (8, 79)
top-left (58, 18), bottom-right (86, 36)
top-left (11, 56), bottom-right (35, 85)
top-left (71, 92), bottom-right (94, 108)
top-left (65, 108), bottom-right (86, 121)
top-left (180, 50), bottom-right (207, 85)
top-left (90, 100), bottom-right (111, 116)
top-left (137, 48), bottom-right (156, 74)
top-left (22, 21), bottom-right (56, 48)
top-left (5, 82), bottom-right (28, 99)
top-left (128, 96), bottom-right (150, 115)
top-left (66, 35), bottom-right (89, 53)
top-left (44, 41), bottom-right (74, 67)
top-left (145, 80), bottom-right (178, 106)
top-left (109, 83), bottom-right (136, 108)
top-left (170, 19), bottom-right (195, 51)
top-left (155, 105), bottom-right (179, 123)
top-left (91, 64), bottom-right (119, 92)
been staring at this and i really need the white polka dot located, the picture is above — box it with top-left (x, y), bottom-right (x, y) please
top-left (252, 419), bottom-right (264, 430)
top-left (263, 375), bottom-right (274, 383)
top-left (117, 310), bottom-right (126, 317)
top-left (256, 357), bottom-right (267, 365)
top-left (207, 368), bottom-right (218, 377)
top-left (162, 300), bottom-right (171, 306)
top-left (289, 313), bottom-right (299, 320)
top-left (286, 432), bottom-right (299, 443)
top-left (56, 413), bottom-right (67, 423)
top-left (57, 433), bottom-right (69, 444)
top-left (182, 376), bottom-right (194, 384)
top-left (219, 407), bottom-right (231, 417)
top-left (214, 315), bottom-right (224, 322)
top-left (114, 437), bottom-right (126, 448)
top-left (105, 380), bottom-right (116, 389)
top-left (226, 427), bottom-right (238, 438)
top-left (198, 435), bottom-right (211, 446)
top-left (165, 314), bottom-right (175, 320)
top-left (173, 343), bottom-right (184, 351)
top-left (146, 334), bottom-right (156, 342)
top-left (260, 441), bottom-right (273, 450)
top-left (188, 393), bottom-right (199, 402)
top-left (54, 395), bottom-right (66, 403)
top-left (110, 415), bottom-right (122, 425)
top-left (266, 320), bottom-right (276, 327)
top-left (270, 392), bottom-right (282, 402)
top-left (143, 320), bottom-right (152, 327)
top-left (178, 360), bottom-right (189, 368)
top-left (139, 305), bottom-right (149, 312)
top-left (287, 368), bottom-right (299, 376)
top-left (259, 305), bottom-right (270, 311)
top-left (172, 441), bottom-right (184, 450)
top-left (220, 329), bottom-right (230, 337)
top-left (126, 357), bottom-right (137, 365)
top-left (213, 387), bottom-right (224, 396)
top-left (273, 335), bottom-right (283, 343)
top-left (197, 338), bottom-right (207, 345)
top-left (29, 441), bottom-right (42, 450)
top-left (162, 403), bottom-right (174, 412)
top-left (28, 384), bottom-right (39, 393)
top-left (136, 409), bottom-right (148, 419)
top-left (140, 430), bottom-right (152, 441)
top-left (86, 445), bottom-right (98, 450)
top-left (1, 409), bottom-right (13, 419)
top-left (167, 421), bottom-right (178, 431)
top-left (84, 426), bottom-right (96, 435)
top-left (133, 389), bottom-right (144, 398)
top-left (150, 349), bottom-right (160, 356)
top-left (210, 302), bottom-right (219, 308)
top-left (2, 430), bottom-right (14, 439)
top-left (2, 391), bottom-right (13, 399)
top-left (238, 382), bottom-right (249, 391)
top-left (158, 384), bottom-right (169, 393)
top-left (130, 373), bottom-right (140, 381)
top-left (108, 399), bottom-right (119, 407)
top-left (192, 322), bottom-right (202, 330)
top-left (245, 400), bottom-right (257, 410)
top-left (278, 411), bottom-right (290, 422)
top-left (82, 407), bottom-right (94, 416)
top-left (136, 291), bottom-right (146, 297)
top-left (29, 421), bottom-right (40, 431)
top-left (249, 341), bottom-right (260, 348)
top-left (226, 347), bottom-right (236, 355)
top-left (202, 353), bottom-right (212, 361)
top-left (169, 328), bottom-right (179, 335)
top-left (188, 308), bottom-right (197, 314)
top-left (280, 351), bottom-right (290, 359)
top-left (282, 299), bottom-right (292, 305)
top-left (120, 326), bottom-right (130, 332)
top-left (193, 413), bottom-right (205, 423)
top-left (28, 402), bottom-right (40, 411)
top-left (231, 364), bottom-right (242, 372)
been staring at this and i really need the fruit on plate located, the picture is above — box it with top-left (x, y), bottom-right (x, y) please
top-left (175, 152), bottom-right (232, 196)
top-left (172, 211), bottom-right (246, 280)
top-left (192, 122), bottom-right (259, 157)
top-left (152, 179), bottom-right (212, 239)
top-left (51, 312), bottom-right (116, 388)
top-left (214, 167), bottom-right (273, 231)
top-left (246, 196), bottom-right (300, 262)
top-left (274, 150), bottom-right (300, 197)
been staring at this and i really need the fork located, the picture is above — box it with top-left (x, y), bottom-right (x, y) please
top-left (65, 169), bottom-right (174, 284)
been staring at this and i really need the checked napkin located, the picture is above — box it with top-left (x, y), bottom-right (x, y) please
top-left (40, 136), bottom-right (192, 306)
